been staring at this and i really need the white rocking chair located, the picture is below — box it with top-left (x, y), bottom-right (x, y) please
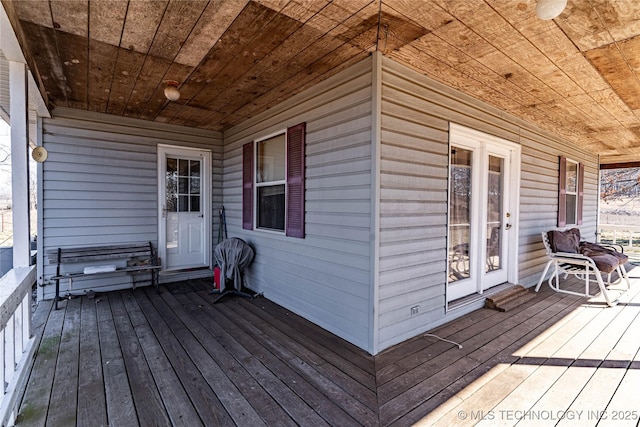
top-left (535, 231), bottom-right (630, 306)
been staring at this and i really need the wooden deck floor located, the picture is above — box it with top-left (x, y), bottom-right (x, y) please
top-left (15, 268), bottom-right (640, 426)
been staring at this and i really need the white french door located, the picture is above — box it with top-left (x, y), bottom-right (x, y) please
top-left (158, 145), bottom-right (211, 271)
top-left (447, 124), bottom-right (520, 302)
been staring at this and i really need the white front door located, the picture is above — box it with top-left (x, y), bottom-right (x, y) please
top-left (158, 145), bottom-right (211, 271)
top-left (447, 124), bottom-right (520, 302)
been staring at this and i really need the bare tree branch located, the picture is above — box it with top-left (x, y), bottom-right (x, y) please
top-left (601, 168), bottom-right (640, 201)
top-left (0, 146), bottom-right (9, 164)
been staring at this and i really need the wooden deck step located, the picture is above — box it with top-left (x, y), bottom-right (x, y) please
top-left (485, 284), bottom-right (536, 311)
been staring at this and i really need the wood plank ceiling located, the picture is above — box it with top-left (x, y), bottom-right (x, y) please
top-left (4, 0), bottom-right (640, 164)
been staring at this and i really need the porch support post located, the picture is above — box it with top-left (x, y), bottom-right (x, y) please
top-left (9, 61), bottom-right (30, 268)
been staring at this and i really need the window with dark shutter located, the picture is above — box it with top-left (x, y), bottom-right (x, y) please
top-left (286, 123), bottom-right (306, 238)
top-left (242, 142), bottom-right (254, 230)
top-left (244, 123), bottom-right (306, 237)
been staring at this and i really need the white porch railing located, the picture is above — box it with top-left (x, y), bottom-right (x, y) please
top-left (598, 224), bottom-right (640, 254)
top-left (0, 266), bottom-right (35, 426)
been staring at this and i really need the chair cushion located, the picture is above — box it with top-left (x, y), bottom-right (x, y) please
top-left (549, 228), bottom-right (580, 253)
top-left (581, 251), bottom-right (620, 273)
top-left (580, 241), bottom-right (629, 265)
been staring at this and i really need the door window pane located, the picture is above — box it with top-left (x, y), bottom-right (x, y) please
top-left (190, 177), bottom-right (200, 194)
top-left (486, 155), bottom-right (503, 272)
top-left (449, 147), bottom-right (472, 282)
top-left (179, 159), bottom-right (189, 176)
top-left (190, 196), bottom-right (200, 212)
top-left (190, 160), bottom-right (200, 177)
top-left (179, 195), bottom-right (189, 212)
top-left (179, 177), bottom-right (189, 194)
top-left (166, 157), bottom-right (178, 212)
top-left (169, 158), bottom-right (201, 213)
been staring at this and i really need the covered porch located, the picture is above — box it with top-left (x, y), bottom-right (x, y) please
top-left (16, 270), bottom-right (640, 426)
top-left (3, 0), bottom-right (640, 425)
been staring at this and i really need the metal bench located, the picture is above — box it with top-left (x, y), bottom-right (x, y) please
top-left (48, 242), bottom-right (161, 309)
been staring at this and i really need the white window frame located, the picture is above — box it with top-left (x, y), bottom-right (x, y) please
top-left (254, 130), bottom-right (287, 233)
top-left (565, 158), bottom-right (579, 226)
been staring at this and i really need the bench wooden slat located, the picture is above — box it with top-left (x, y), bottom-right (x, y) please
top-left (51, 265), bottom-right (162, 281)
top-left (60, 251), bottom-right (153, 263)
top-left (50, 242), bottom-right (160, 309)
top-left (47, 245), bottom-right (152, 262)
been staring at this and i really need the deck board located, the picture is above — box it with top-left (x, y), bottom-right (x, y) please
top-left (95, 293), bottom-right (138, 427)
top-left (46, 296), bottom-right (81, 427)
top-left (16, 269), bottom-right (640, 426)
top-left (189, 291), bottom-right (350, 426)
top-left (109, 292), bottom-right (172, 427)
top-left (17, 300), bottom-right (57, 427)
top-left (226, 293), bottom-right (379, 419)
top-left (160, 290), bottom-right (297, 427)
top-left (119, 291), bottom-right (206, 426)
top-left (239, 294), bottom-right (378, 395)
top-left (379, 285), bottom-right (584, 422)
top-left (396, 283), bottom-right (589, 426)
top-left (260, 295), bottom-right (376, 375)
top-left (176, 294), bottom-right (319, 425)
top-left (77, 297), bottom-right (106, 427)
top-left (423, 279), bottom-right (640, 426)
top-left (139, 288), bottom-right (264, 426)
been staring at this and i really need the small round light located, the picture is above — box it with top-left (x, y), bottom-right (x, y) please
top-left (536, 0), bottom-right (567, 20)
top-left (164, 81), bottom-right (180, 101)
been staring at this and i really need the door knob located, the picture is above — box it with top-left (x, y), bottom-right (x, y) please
top-left (505, 223), bottom-right (512, 230)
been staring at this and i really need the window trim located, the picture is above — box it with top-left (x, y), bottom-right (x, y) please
top-left (255, 129), bottom-right (287, 233)
top-left (558, 156), bottom-right (583, 227)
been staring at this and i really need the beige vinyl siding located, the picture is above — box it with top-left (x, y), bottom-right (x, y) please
top-left (223, 58), bottom-right (374, 351)
top-left (517, 131), bottom-right (598, 285)
top-left (40, 108), bottom-right (222, 299)
top-left (377, 56), bottom-right (598, 351)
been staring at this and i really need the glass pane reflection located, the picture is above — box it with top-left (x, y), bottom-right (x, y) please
top-left (166, 157), bottom-right (177, 212)
top-left (449, 147), bottom-right (472, 282)
top-left (167, 157), bottom-right (202, 213)
top-left (486, 155), bottom-right (503, 272)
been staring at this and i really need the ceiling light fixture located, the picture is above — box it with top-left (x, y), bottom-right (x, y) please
top-left (536, 0), bottom-right (567, 20)
top-left (164, 80), bottom-right (180, 101)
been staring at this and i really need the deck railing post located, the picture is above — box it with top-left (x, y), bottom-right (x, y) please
top-left (22, 293), bottom-right (31, 351)
top-left (4, 315), bottom-right (15, 389)
top-left (0, 266), bottom-right (36, 425)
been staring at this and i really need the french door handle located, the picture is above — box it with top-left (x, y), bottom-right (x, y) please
top-left (505, 223), bottom-right (512, 230)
